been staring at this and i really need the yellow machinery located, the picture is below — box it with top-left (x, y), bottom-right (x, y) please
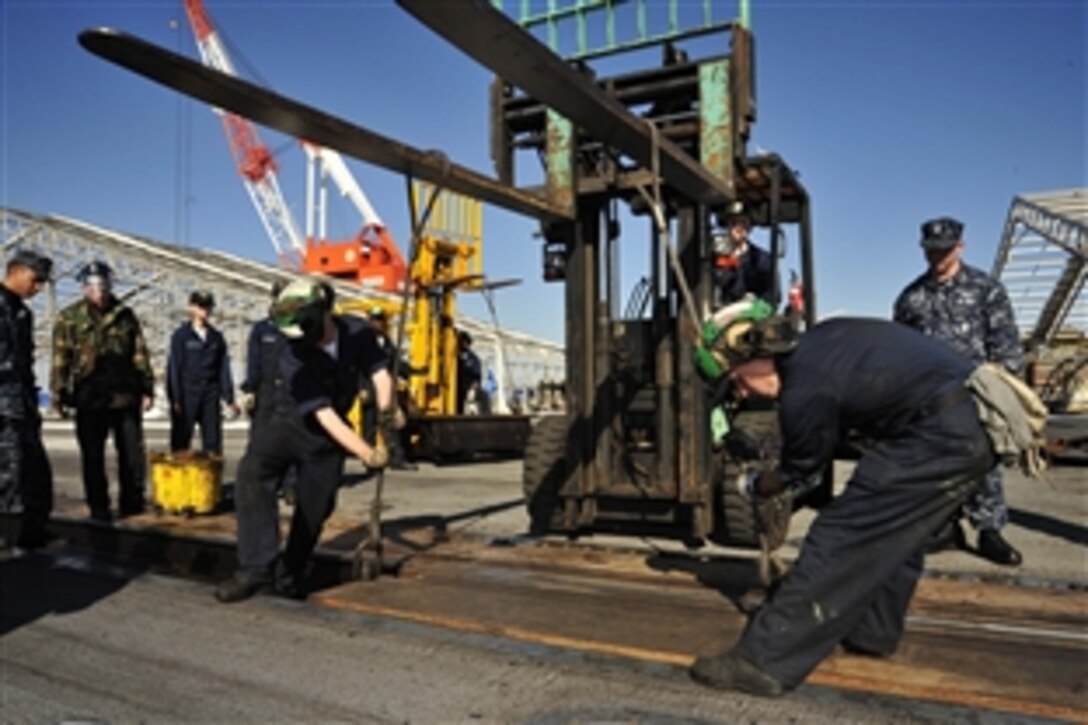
top-left (405, 181), bottom-right (483, 418)
top-left (343, 181), bottom-right (531, 460)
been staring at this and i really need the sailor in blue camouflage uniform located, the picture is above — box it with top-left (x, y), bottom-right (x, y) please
top-left (0, 250), bottom-right (55, 549)
top-left (893, 216), bottom-right (1023, 566)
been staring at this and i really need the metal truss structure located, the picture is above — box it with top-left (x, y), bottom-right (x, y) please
top-left (0, 207), bottom-right (565, 406)
top-left (993, 188), bottom-right (1088, 349)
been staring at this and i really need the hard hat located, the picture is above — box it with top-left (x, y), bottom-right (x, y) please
top-left (77, 260), bottom-right (113, 284)
top-left (272, 278), bottom-right (332, 342)
top-left (694, 298), bottom-right (796, 379)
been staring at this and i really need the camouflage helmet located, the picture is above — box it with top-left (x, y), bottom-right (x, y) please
top-left (272, 278), bottom-right (332, 342)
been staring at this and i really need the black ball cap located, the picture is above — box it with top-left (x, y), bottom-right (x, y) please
top-left (9, 249), bottom-right (52, 280)
top-left (189, 290), bottom-right (215, 309)
top-left (920, 217), bottom-right (964, 250)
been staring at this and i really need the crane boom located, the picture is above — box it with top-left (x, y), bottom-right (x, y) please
top-left (182, 0), bottom-right (407, 290)
top-left (184, 0), bottom-right (304, 262)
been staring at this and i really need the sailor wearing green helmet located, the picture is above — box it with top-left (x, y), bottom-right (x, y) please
top-left (216, 277), bottom-right (394, 603)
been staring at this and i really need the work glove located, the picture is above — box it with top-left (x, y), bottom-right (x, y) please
top-left (238, 392), bottom-right (256, 416)
top-left (363, 444), bottom-right (389, 469)
top-left (378, 406), bottom-right (406, 433)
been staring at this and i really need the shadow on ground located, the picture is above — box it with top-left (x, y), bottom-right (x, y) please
top-left (0, 551), bottom-right (139, 637)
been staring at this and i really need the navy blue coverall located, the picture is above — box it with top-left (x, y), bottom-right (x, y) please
top-left (240, 318), bottom-right (286, 437)
top-left (735, 318), bottom-right (996, 689)
top-left (714, 242), bottom-right (776, 306)
top-left (167, 323), bottom-right (234, 454)
top-left (234, 315), bottom-right (386, 585)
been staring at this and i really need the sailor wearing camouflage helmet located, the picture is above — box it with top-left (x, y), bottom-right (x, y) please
top-left (689, 307), bottom-right (997, 697)
top-left (894, 216), bottom-right (1024, 566)
top-left (216, 277), bottom-right (394, 603)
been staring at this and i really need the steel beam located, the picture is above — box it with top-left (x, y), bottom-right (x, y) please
top-left (398, 0), bottom-right (734, 207)
top-left (78, 29), bottom-right (571, 223)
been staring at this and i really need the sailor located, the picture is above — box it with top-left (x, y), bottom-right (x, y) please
top-left (52, 260), bottom-right (155, 521)
top-left (0, 249), bottom-right (55, 548)
top-left (690, 310), bottom-right (998, 695)
top-left (167, 290), bottom-right (238, 455)
top-left (894, 216), bottom-right (1024, 565)
top-left (216, 278), bottom-right (392, 602)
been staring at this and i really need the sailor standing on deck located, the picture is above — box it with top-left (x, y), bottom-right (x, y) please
top-left (167, 290), bottom-right (238, 455)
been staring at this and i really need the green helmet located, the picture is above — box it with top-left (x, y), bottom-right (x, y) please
top-left (694, 297), bottom-right (797, 380)
top-left (272, 278), bottom-right (331, 343)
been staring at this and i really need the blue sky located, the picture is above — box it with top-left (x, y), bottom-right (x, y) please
top-left (2, 0), bottom-right (1084, 345)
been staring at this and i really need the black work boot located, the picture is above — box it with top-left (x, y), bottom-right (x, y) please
top-left (978, 529), bottom-right (1022, 566)
top-left (689, 650), bottom-right (785, 697)
top-left (272, 559), bottom-right (307, 600)
top-left (215, 574), bottom-right (271, 603)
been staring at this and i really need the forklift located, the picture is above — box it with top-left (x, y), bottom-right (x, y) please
top-left (481, 5), bottom-right (824, 552)
top-left (77, 0), bottom-right (826, 562)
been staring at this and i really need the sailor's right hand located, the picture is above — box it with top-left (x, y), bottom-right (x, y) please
top-left (362, 444), bottom-right (389, 470)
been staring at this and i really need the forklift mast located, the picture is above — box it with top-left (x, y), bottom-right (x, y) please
top-left (489, 0), bottom-right (816, 543)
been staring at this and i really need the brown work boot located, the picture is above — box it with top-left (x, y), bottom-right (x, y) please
top-left (689, 650), bottom-right (785, 697)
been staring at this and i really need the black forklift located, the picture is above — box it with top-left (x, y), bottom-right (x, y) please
top-left (482, 12), bottom-right (822, 553)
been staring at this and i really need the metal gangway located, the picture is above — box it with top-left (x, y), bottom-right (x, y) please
top-left (993, 188), bottom-right (1088, 349)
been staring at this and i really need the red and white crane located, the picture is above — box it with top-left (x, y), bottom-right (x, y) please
top-left (182, 0), bottom-right (407, 291)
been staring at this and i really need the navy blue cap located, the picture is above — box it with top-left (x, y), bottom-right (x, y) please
top-left (920, 217), bottom-right (964, 250)
top-left (189, 290), bottom-right (215, 309)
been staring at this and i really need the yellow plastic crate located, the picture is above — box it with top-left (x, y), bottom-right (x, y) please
top-left (149, 451), bottom-right (223, 516)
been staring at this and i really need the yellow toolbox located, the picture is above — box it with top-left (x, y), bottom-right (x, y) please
top-left (149, 451), bottom-right (223, 516)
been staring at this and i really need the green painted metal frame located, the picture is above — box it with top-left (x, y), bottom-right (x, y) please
top-left (493, 0), bottom-right (740, 61)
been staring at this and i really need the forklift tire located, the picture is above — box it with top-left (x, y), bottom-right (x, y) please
top-left (717, 481), bottom-right (792, 551)
top-left (522, 415), bottom-right (568, 535)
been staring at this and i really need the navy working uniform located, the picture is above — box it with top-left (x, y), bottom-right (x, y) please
top-left (894, 216), bottom-right (1023, 563)
top-left (167, 292), bottom-right (235, 454)
top-left (230, 312), bottom-right (388, 594)
top-left (0, 250), bottom-right (54, 546)
top-left (696, 318), bottom-right (996, 693)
